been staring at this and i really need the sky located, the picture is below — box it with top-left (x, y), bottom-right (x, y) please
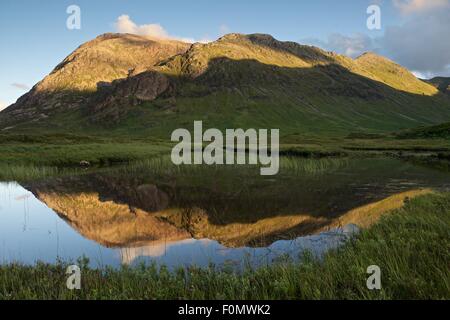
top-left (0, 0), bottom-right (449, 110)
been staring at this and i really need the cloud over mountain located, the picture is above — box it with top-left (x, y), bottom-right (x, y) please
top-left (115, 15), bottom-right (171, 39)
top-left (382, 9), bottom-right (450, 77)
top-left (393, 0), bottom-right (449, 14)
top-left (303, 33), bottom-right (377, 58)
top-left (11, 83), bottom-right (30, 91)
top-left (303, 0), bottom-right (450, 77)
top-left (114, 15), bottom-right (210, 43)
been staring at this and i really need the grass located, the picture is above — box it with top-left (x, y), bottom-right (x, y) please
top-left (0, 133), bottom-right (173, 181)
top-left (1, 132), bottom-right (450, 183)
top-left (395, 122), bottom-right (450, 139)
top-left (1, 130), bottom-right (449, 166)
top-left (1, 192), bottom-right (448, 300)
top-left (0, 141), bottom-right (171, 166)
top-left (0, 164), bottom-right (66, 181)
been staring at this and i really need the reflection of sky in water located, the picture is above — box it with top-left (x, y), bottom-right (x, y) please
top-left (0, 182), bottom-right (119, 267)
top-left (1, 158), bottom-right (450, 270)
top-left (0, 182), bottom-right (355, 269)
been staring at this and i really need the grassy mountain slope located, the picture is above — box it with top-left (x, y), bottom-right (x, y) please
top-left (354, 52), bottom-right (437, 95)
top-left (1, 33), bottom-right (449, 138)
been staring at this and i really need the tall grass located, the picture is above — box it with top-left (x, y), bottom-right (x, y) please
top-left (280, 157), bottom-right (349, 175)
top-left (117, 156), bottom-right (349, 178)
top-left (0, 164), bottom-right (62, 182)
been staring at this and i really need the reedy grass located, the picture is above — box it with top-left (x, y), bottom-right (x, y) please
top-left (0, 164), bottom-right (62, 182)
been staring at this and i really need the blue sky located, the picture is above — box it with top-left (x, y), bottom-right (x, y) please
top-left (1, 0), bottom-right (449, 110)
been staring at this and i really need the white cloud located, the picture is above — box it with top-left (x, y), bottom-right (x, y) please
top-left (302, 2), bottom-right (450, 77)
top-left (11, 83), bottom-right (30, 91)
top-left (393, 0), bottom-right (449, 14)
top-left (114, 15), bottom-right (211, 43)
top-left (0, 101), bottom-right (7, 111)
top-left (303, 33), bottom-right (378, 58)
top-left (115, 15), bottom-right (170, 38)
top-left (382, 9), bottom-right (450, 76)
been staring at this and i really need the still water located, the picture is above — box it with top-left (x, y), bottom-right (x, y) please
top-left (0, 157), bottom-right (449, 269)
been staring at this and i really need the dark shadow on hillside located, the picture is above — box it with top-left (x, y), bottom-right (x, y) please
top-left (243, 33), bottom-right (337, 65)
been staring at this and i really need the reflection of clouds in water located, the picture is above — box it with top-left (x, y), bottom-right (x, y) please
top-left (15, 194), bottom-right (31, 201)
top-left (216, 247), bottom-right (238, 256)
top-left (5, 157), bottom-right (447, 269)
top-left (120, 238), bottom-right (199, 264)
top-left (119, 226), bottom-right (360, 267)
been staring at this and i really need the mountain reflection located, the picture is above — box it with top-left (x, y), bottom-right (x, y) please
top-left (21, 157), bottom-right (450, 253)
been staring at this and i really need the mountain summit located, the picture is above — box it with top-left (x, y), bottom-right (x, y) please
top-left (1, 33), bottom-right (449, 135)
top-left (0, 33), bottom-right (190, 124)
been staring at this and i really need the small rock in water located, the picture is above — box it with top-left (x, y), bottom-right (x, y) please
top-left (79, 160), bottom-right (91, 167)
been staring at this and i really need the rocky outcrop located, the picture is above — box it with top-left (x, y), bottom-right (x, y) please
top-left (90, 70), bottom-right (172, 122)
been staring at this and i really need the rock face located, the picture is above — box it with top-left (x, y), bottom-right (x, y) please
top-left (91, 70), bottom-right (172, 122)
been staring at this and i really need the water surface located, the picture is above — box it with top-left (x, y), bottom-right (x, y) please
top-left (0, 157), bottom-right (449, 269)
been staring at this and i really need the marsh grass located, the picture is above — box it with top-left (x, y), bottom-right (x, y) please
top-left (0, 164), bottom-right (65, 182)
top-left (280, 157), bottom-right (348, 175)
top-left (1, 192), bottom-right (448, 300)
top-left (116, 156), bottom-right (349, 179)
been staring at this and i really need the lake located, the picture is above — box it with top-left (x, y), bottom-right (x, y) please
top-left (1, 157), bottom-right (449, 269)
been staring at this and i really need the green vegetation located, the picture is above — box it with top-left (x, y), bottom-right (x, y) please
top-left (1, 129), bottom-right (450, 182)
top-left (0, 164), bottom-right (71, 182)
top-left (0, 133), bottom-right (171, 166)
top-left (395, 122), bottom-right (450, 139)
top-left (1, 192), bottom-right (448, 300)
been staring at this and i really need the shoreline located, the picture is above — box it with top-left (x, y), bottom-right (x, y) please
top-left (1, 192), bottom-right (449, 300)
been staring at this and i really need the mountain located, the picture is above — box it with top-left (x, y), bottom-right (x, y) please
top-left (1, 33), bottom-right (450, 136)
top-left (0, 33), bottom-right (190, 125)
top-left (426, 77), bottom-right (450, 95)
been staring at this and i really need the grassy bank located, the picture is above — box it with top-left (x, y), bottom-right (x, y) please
top-left (2, 131), bottom-right (450, 164)
top-left (1, 130), bottom-right (450, 182)
top-left (1, 192), bottom-right (449, 300)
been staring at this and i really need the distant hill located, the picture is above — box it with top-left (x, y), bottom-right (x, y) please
top-left (1, 33), bottom-right (449, 137)
top-left (425, 77), bottom-right (450, 95)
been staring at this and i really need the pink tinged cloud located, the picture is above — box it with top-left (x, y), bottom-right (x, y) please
top-left (393, 0), bottom-right (449, 14)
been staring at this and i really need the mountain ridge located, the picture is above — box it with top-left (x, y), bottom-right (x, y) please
top-left (1, 33), bottom-right (449, 136)
top-left (0, 33), bottom-right (191, 124)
